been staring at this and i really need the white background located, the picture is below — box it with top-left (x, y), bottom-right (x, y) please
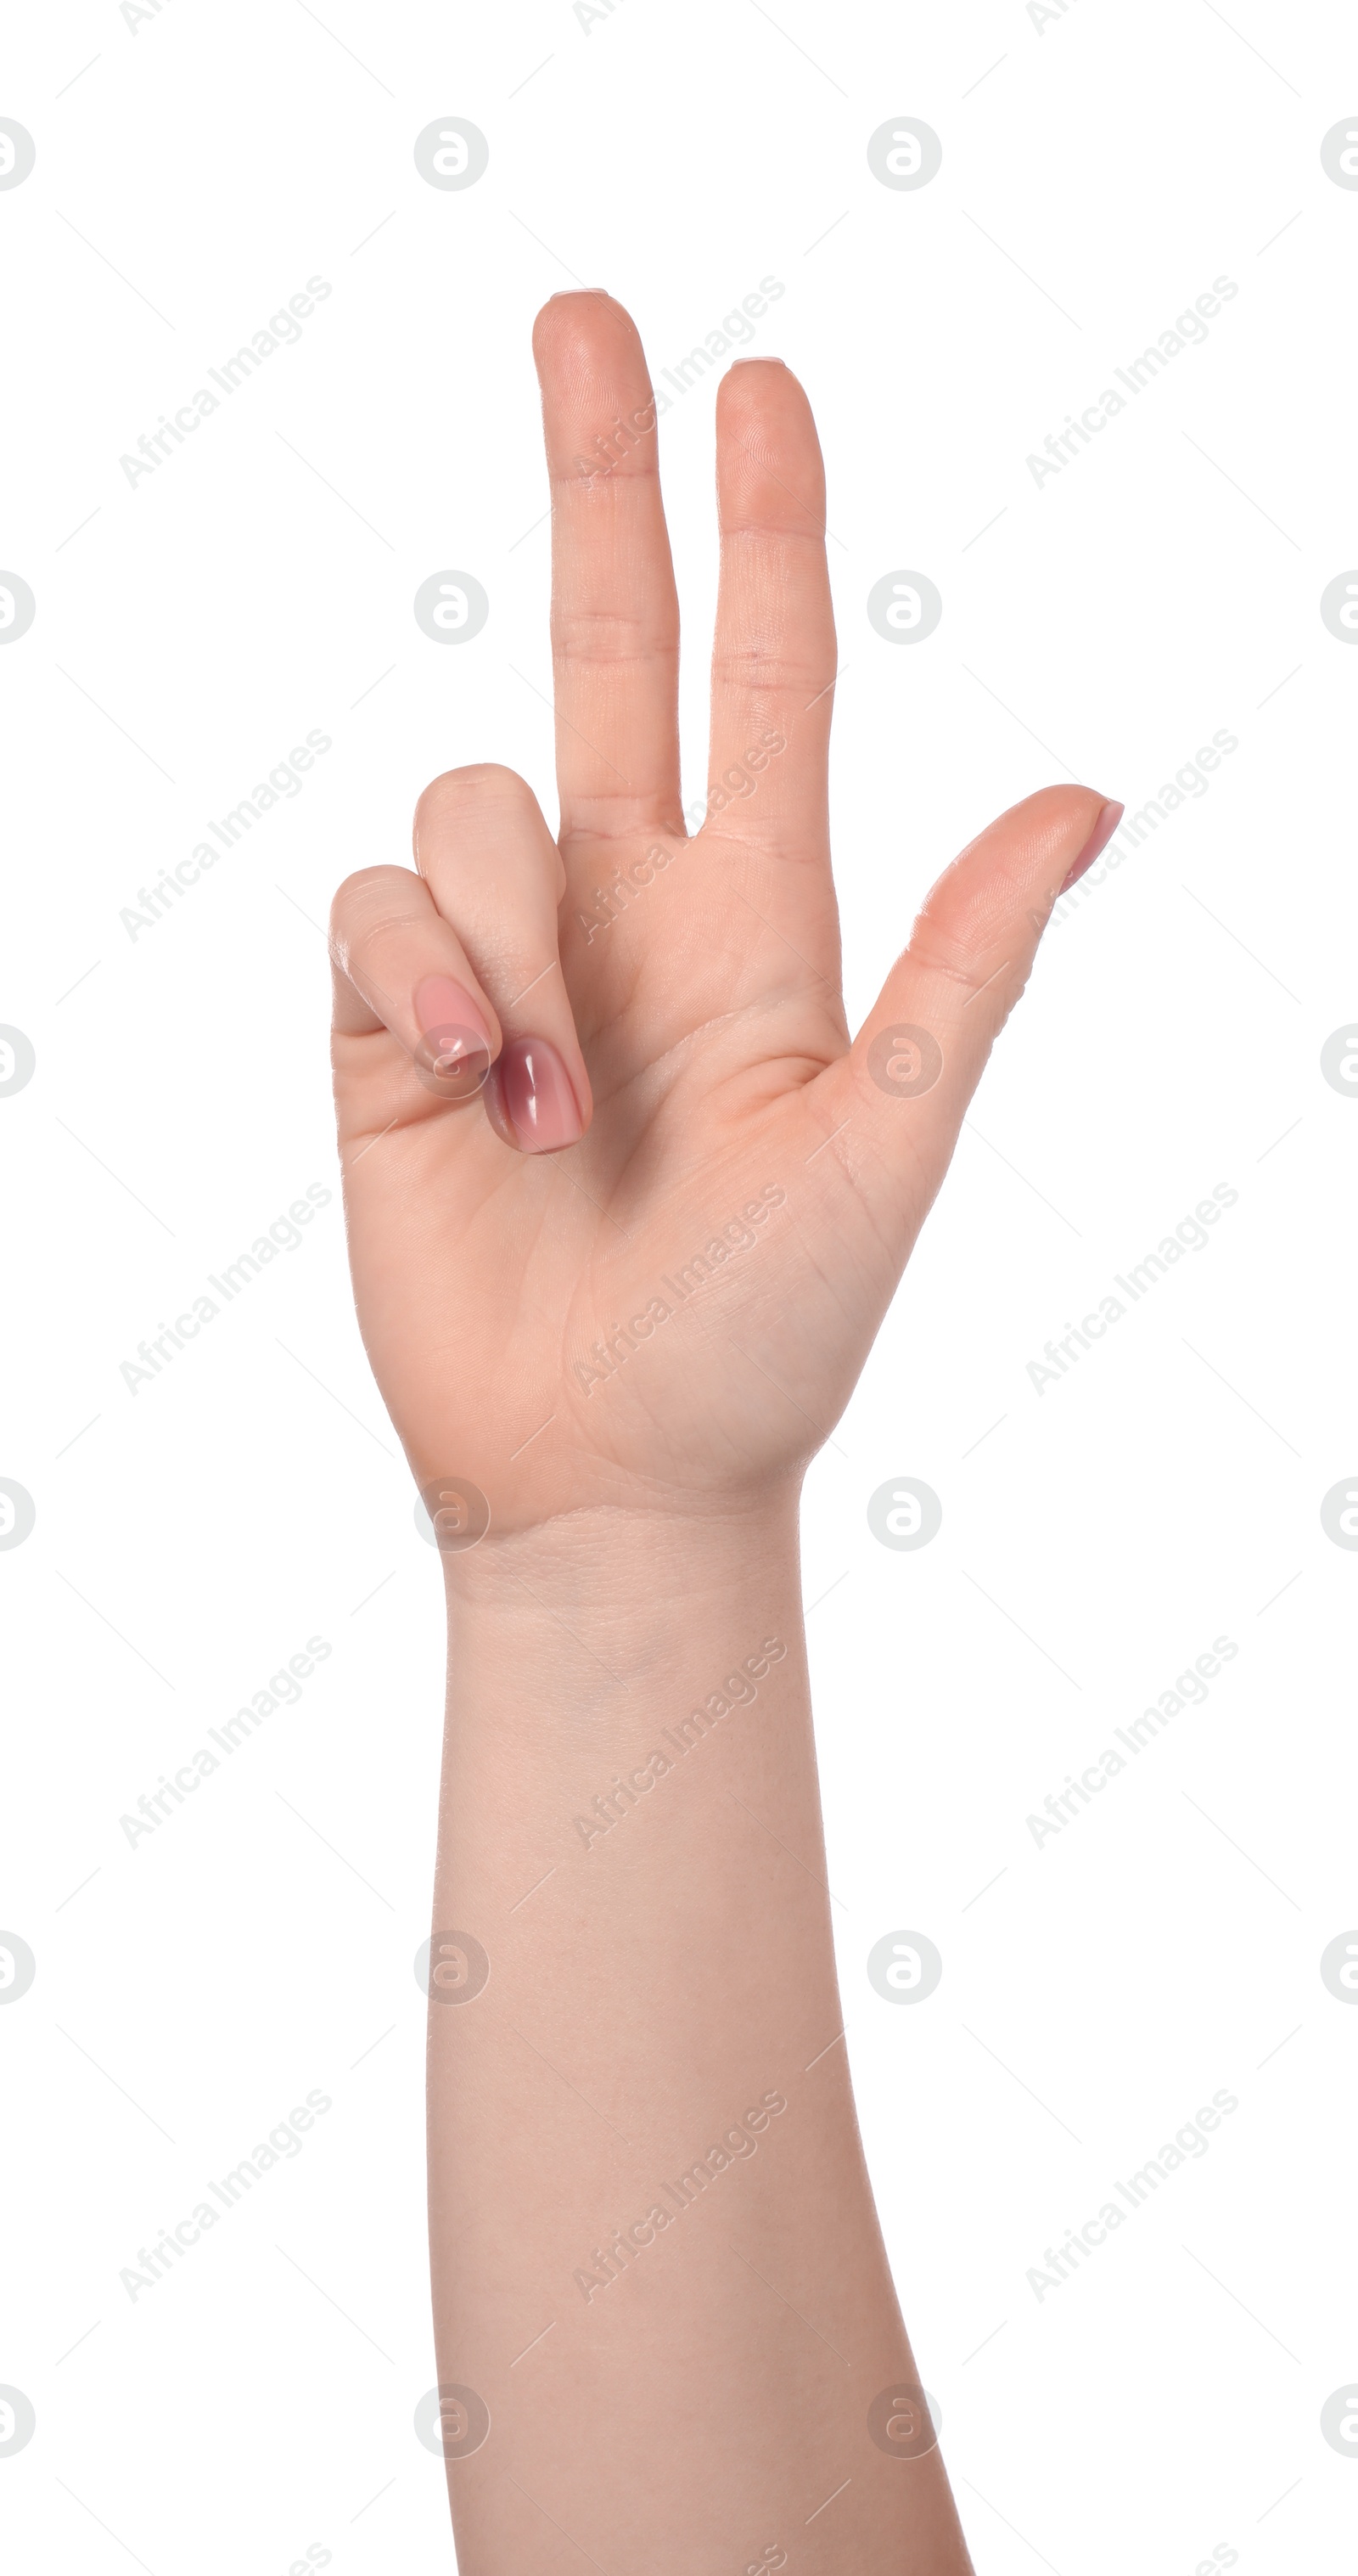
top-left (3, 2), bottom-right (1355, 2570)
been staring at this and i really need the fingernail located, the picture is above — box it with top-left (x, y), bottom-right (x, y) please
top-left (412, 974), bottom-right (493, 1101)
top-left (1058, 798), bottom-right (1124, 893)
top-left (499, 1035), bottom-right (584, 1153)
top-left (730, 354), bottom-right (786, 366)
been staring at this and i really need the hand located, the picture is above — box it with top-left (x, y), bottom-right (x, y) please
top-left (329, 292), bottom-right (1119, 1536)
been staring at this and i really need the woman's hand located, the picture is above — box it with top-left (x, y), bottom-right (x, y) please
top-left (327, 290), bottom-right (1122, 2573)
top-left (329, 292), bottom-right (1118, 1536)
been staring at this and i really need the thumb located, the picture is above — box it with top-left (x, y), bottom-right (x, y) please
top-left (822, 784), bottom-right (1122, 1240)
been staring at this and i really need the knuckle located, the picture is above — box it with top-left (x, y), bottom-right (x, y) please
top-left (328, 866), bottom-right (424, 973)
top-left (710, 644), bottom-right (821, 695)
top-left (414, 762), bottom-right (536, 842)
top-left (548, 607), bottom-right (657, 664)
top-left (906, 918), bottom-right (987, 986)
top-left (329, 864), bottom-right (409, 936)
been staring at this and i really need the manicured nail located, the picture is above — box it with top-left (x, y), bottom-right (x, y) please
top-left (499, 1035), bottom-right (583, 1153)
top-left (412, 974), bottom-right (492, 1101)
top-left (1058, 798), bottom-right (1124, 893)
top-left (730, 354), bottom-right (786, 366)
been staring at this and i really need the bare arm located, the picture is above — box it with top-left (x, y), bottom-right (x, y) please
top-left (328, 290), bottom-right (1118, 2569)
top-left (427, 1505), bottom-right (970, 2572)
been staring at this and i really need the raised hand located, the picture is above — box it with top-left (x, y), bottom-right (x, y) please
top-left (329, 293), bottom-right (1118, 1533)
top-left (328, 292), bottom-right (1119, 2576)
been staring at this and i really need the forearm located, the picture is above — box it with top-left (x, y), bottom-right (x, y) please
top-left (333, 283), bottom-right (1108, 2576)
top-left (427, 1499), bottom-right (973, 2574)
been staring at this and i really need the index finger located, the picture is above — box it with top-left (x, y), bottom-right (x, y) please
top-left (532, 292), bottom-right (684, 860)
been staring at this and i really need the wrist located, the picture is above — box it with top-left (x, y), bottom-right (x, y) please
top-left (434, 1485), bottom-right (804, 1655)
top-left (429, 1493), bottom-right (811, 1929)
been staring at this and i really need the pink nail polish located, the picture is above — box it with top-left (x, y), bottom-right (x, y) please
top-left (1058, 799), bottom-right (1125, 893)
top-left (412, 974), bottom-right (492, 1101)
top-left (499, 1036), bottom-right (583, 1153)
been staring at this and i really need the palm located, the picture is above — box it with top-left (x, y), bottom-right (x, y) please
top-left (331, 295), bottom-right (1109, 1539)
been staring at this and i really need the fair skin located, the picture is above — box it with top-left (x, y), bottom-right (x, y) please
top-left (330, 291), bottom-right (1120, 2573)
